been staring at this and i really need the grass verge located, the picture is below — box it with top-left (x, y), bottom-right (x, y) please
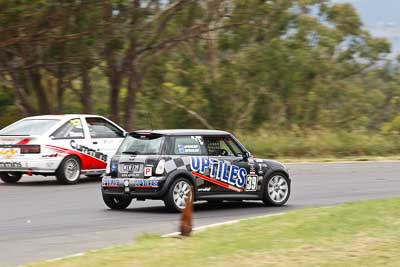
top-left (26, 198), bottom-right (400, 267)
top-left (277, 155), bottom-right (400, 163)
top-left (238, 130), bottom-right (400, 159)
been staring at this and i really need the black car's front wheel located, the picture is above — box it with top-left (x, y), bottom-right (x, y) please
top-left (164, 177), bottom-right (193, 212)
top-left (0, 172), bottom-right (22, 183)
top-left (102, 194), bottom-right (132, 210)
top-left (263, 173), bottom-right (290, 206)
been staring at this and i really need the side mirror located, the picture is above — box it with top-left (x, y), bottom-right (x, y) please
top-left (123, 132), bottom-right (128, 137)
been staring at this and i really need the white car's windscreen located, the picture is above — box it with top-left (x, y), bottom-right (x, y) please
top-left (0, 119), bottom-right (60, 136)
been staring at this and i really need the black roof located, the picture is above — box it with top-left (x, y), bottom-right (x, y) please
top-left (132, 129), bottom-right (230, 136)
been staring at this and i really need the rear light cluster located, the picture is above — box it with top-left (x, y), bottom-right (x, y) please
top-left (20, 145), bottom-right (41, 154)
top-left (110, 161), bottom-right (118, 178)
top-left (155, 159), bottom-right (165, 175)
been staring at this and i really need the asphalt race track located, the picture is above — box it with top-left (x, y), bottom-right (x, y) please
top-left (1, 161), bottom-right (400, 266)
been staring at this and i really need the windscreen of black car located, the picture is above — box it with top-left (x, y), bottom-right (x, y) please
top-left (0, 119), bottom-right (60, 136)
top-left (117, 134), bottom-right (164, 155)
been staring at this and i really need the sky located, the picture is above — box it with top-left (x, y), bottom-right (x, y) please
top-left (333, 0), bottom-right (400, 55)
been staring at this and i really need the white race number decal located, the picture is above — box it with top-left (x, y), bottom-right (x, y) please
top-left (245, 175), bottom-right (258, 191)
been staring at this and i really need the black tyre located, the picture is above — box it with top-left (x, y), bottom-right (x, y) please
top-left (102, 194), bottom-right (132, 210)
top-left (263, 173), bottom-right (290, 206)
top-left (0, 172), bottom-right (22, 183)
top-left (55, 156), bottom-right (81, 184)
top-left (164, 177), bottom-right (193, 212)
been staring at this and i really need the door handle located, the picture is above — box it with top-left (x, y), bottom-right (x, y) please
top-left (93, 141), bottom-right (98, 144)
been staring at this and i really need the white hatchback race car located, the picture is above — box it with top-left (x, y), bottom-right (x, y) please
top-left (0, 114), bottom-right (126, 184)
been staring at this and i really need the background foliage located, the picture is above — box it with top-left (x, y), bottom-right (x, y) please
top-left (1, 0), bottom-right (399, 157)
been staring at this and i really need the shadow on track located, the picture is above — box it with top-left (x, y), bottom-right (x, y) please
top-left (109, 201), bottom-right (293, 214)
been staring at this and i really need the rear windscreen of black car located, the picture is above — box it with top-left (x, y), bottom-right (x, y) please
top-left (117, 133), bottom-right (164, 155)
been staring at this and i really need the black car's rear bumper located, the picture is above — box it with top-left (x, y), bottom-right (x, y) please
top-left (101, 176), bottom-right (169, 199)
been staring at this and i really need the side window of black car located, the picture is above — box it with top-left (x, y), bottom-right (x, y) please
top-left (204, 137), bottom-right (235, 157)
top-left (173, 136), bottom-right (206, 155)
top-left (225, 137), bottom-right (243, 157)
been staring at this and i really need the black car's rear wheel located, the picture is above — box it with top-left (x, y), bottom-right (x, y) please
top-left (0, 172), bottom-right (22, 183)
top-left (102, 194), bottom-right (132, 210)
top-left (164, 177), bottom-right (193, 212)
top-left (263, 173), bottom-right (290, 206)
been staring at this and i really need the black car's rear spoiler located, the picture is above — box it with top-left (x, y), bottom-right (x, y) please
top-left (129, 131), bottom-right (164, 139)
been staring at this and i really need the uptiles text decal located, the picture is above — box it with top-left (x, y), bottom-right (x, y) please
top-left (190, 156), bottom-right (246, 192)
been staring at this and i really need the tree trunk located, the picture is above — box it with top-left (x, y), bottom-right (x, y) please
top-left (0, 53), bottom-right (36, 115)
top-left (6, 70), bottom-right (36, 116)
top-left (103, 0), bottom-right (121, 123)
top-left (124, 68), bottom-right (141, 131)
top-left (108, 72), bottom-right (121, 123)
top-left (81, 66), bottom-right (92, 114)
top-left (56, 66), bottom-right (64, 114)
top-left (29, 68), bottom-right (51, 114)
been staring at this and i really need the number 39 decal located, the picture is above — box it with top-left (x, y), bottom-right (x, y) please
top-left (245, 175), bottom-right (258, 191)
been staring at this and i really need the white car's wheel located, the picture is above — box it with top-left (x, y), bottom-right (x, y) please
top-left (263, 173), bottom-right (290, 206)
top-left (56, 156), bottom-right (81, 184)
top-left (0, 172), bottom-right (22, 184)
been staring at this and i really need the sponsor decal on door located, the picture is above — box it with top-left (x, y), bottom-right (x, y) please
top-left (190, 156), bottom-right (247, 192)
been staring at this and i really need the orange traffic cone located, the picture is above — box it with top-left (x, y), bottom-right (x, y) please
top-left (180, 186), bottom-right (193, 236)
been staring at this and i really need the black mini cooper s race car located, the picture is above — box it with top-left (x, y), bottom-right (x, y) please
top-left (101, 129), bottom-right (291, 212)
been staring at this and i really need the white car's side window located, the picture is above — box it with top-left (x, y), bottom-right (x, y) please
top-left (85, 117), bottom-right (123, 139)
top-left (51, 119), bottom-right (85, 139)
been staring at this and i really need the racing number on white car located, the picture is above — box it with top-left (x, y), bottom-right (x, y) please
top-left (245, 175), bottom-right (258, 191)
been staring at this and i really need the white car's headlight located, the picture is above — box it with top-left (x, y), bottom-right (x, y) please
top-left (155, 159), bottom-right (165, 175)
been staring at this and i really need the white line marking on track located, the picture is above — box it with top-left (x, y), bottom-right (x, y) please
top-left (162, 212), bottom-right (285, 237)
top-left (44, 253), bottom-right (85, 263)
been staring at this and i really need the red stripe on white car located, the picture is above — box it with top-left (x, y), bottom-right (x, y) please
top-left (16, 138), bottom-right (31, 145)
top-left (45, 145), bottom-right (107, 170)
